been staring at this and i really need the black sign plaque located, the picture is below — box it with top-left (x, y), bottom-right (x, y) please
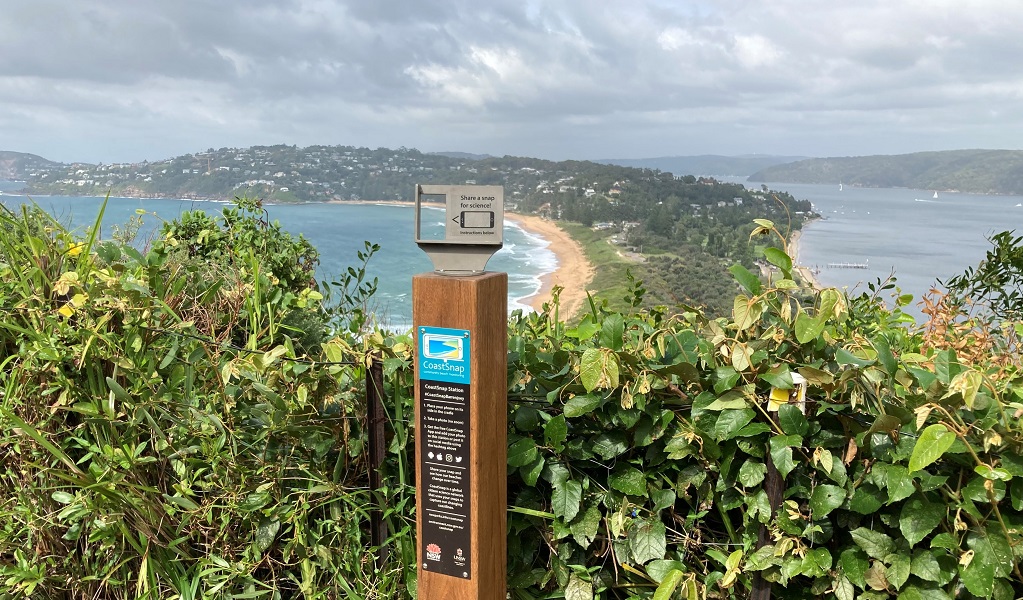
top-left (419, 379), bottom-right (472, 579)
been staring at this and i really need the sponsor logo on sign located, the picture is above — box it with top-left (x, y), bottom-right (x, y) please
top-left (426, 543), bottom-right (442, 562)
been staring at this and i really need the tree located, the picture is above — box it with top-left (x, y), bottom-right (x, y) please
top-left (941, 230), bottom-right (1023, 320)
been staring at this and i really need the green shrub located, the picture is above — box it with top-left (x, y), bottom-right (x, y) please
top-left (4, 208), bottom-right (1023, 600)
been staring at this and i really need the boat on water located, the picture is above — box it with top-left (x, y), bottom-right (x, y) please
top-left (839, 182), bottom-right (843, 192)
top-left (933, 191), bottom-right (938, 199)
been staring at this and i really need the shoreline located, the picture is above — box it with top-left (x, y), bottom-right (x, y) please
top-left (505, 213), bottom-right (594, 319)
top-left (339, 201), bottom-right (594, 317)
top-left (330, 200), bottom-right (595, 317)
top-left (789, 224), bottom-right (823, 291)
top-left (2, 192), bottom-right (596, 319)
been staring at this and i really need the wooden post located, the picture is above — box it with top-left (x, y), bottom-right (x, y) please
top-left (366, 354), bottom-right (389, 569)
top-left (413, 271), bottom-right (507, 600)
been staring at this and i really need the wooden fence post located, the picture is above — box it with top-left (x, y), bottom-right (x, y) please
top-left (366, 353), bottom-right (389, 569)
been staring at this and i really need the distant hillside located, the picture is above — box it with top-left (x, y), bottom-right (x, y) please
top-left (748, 149), bottom-right (1023, 195)
top-left (427, 151), bottom-right (493, 161)
top-left (594, 155), bottom-right (807, 177)
top-left (0, 151), bottom-right (62, 180)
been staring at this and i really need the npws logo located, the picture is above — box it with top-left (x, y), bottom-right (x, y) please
top-left (426, 543), bottom-right (442, 561)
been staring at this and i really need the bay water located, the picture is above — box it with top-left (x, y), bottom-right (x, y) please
top-left (6, 179), bottom-right (1022, 325)
top-left (0, 187), bottom-right (556, 330)
top-left (734, 180), bottom-right (1023, 320)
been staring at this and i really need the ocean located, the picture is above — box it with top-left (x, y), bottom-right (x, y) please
top-left (730, 180), bottom-right (1023, 319)
top-left (5, 179), bottom-right (1022, 324)
top-left (0, 188), bottom-right (556, 330)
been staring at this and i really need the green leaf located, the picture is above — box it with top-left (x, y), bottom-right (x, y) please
top-left (969, 526), bottom-right (1013, 578)
top-left (713, 409), bottom-right (755, 441)
top-left (899, 497), bottom-right (944, 547)
top-left (839, 547), bottom-right (869, 587)
top-left (646, 560), bottom-right (685, 584)
top-left (729, 264), bottom-right (762, 295)
top-left (910, 550), bottom-right (942, 582)
top-left (599, 313), bottom-right (626, 351)
top-left (834, 576), bottom-right (855, 600)
top-left (254, 517), bottom-right (280, 553)
top-left (579, 348), bottom-right (620, 392)
top-left (909, 424), bottom-right (957, 473)
top-left (544, 415), bottom-right (568, 450)
top-left (768, 435), bottom-right (800, 479)
top-left (836, 347), bottom-right (875, 367)
top-left (564, 394), bottom-right (602, 418)
top-left (652, 569), bottom-right (684, 600)
top-left (566, 318), bottom-right (600, 340)
top-left (960, 549), bottom-right (995, 598)
top-left (809, 484), bottom-right (846, 518)
top-left (705, 390), bottom-right (748, 410)
top-left (51, 491), bottom-right (75, 504)
top-left (162, 494), bottom-right (200, 511)
top-left (794, 311), bottom-right (825, 344)
top-left (570, 506), bottom-right (602, 548)
top-left (629, 519), bottom-right (667, 564)
top-left (551, 480), bottom-right (582, 521)
top-left (519, 455), bottom-right (545, 486)
top-left (849, 527), bottom-right (895, 560)
top-left (565, 574), bottom-right (593, 600)
top-left (738, 461), bottom-right (767, 488)
top-left (778, 404), bottom-right (809, 437)
top-left (238, 491), bottom-right (270, 511)
top-left (592, 432), bottom-right (629, 460)
top-left (763, 247), bottom-right (792, 273)
top-left (609, 466), bottom-right (647, 497)
top-left (507, 437), bottom-right (540, 467)
top-left (897, 586), bottom-right (951, 600)
top-left (732, 295), bottom-right (764, 331)
top-left (887, 552), bottom-right (910, 590)
top-left (848, 484), bottom-right (885, 514)
top-left (801, 547), bottom-right (832, 578)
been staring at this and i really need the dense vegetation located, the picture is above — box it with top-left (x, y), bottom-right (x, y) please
top-left (748, 149), bottom-right (1023, 195)
top-left (4, 200), bottom-right (1023, 599)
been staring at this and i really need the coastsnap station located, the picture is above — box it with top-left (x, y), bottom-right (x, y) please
top-left (413, 185), bottom-right (508, 599)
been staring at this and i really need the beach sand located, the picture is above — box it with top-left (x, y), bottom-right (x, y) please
top-left (339, 200), bottom-right (596, 319)
top-left (789, 228), bottom-right (823, 290)
top-left (506, 213), bottom-right (595, 319)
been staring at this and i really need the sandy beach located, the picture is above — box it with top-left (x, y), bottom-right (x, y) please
top-left (506, 213), bottom-right (594, 318)
top-left (339, 200), bottom-right (595, 318)
top-left (789, 227), bottom-right (823, 290)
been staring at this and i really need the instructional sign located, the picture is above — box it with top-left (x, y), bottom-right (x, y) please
top-left (444, 186), bottom-right (503, 243)
top-left (418, 326), bottom-right (472, 579)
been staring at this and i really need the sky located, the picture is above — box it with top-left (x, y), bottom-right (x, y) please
top-left (2, 0), bottom-right (1022, 164)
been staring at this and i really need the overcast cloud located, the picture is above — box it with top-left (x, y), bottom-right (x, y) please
top-left (2, 0), bottom-right (1021, 163)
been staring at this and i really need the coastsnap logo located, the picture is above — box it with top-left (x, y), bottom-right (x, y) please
top-left (426, 543), bottom-right (442, 561)
top-left (423, 334), bottom-right (463, 361)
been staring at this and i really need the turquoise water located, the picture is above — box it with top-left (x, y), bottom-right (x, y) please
top-left (7, 179), bottom-right (1020, 324)
top-left (0, 190), bottom-right (556, 330)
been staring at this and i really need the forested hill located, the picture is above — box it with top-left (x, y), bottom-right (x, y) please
top-left (0, 143), bottom-right (814, 316)
top-left (595, 154), bottom-right (806, 176)
top-left (748, 149), bottom-right (1023, 194)
top-left (0, 151), bottom-right (60, 180)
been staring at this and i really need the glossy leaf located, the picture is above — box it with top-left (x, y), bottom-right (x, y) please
top-left (909, 424), bottom-right (957, 473)
top-left (809, 484), bottom-right (845, 518)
